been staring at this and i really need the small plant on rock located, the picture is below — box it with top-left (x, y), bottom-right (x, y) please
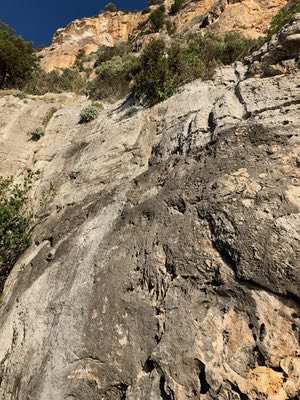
top-left (79, 105), bottom-right (99, 124)
top-left (29, 127), bottom-right (44, 142)
top-left (0, 173), bottom-right (33, 292)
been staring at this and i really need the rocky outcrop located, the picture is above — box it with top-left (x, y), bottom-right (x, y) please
top-left (174, 0), bottom-right (287, 38)
top-left (40, 0), bottom-right (289, 72)
top-left (0, 17), bottom-right (299, 400)
top-left (247, 12), bottom-right (300, 76)
top-left (39, 11), bottom-right (146, 72)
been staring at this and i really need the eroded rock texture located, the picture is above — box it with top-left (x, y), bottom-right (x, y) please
top-left (40, 0), bottom-right (288, 72)
top-left (0, 18), bottom-right (299, 400)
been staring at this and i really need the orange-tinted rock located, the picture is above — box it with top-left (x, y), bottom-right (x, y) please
top-left (39, 11), bottom-right (146, 72)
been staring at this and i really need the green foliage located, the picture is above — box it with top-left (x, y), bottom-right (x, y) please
top-left (186, 32), bottom-right (257, 67)
top-left (0, 174), bottom-right (32, 292)
top-left (95, 42), bottom-right (130, 67)
top-left (74, 49), bottom-right (86, 72)
top-left (79, 105), bottom-right (99, 123)
top-left (92, 101), bottom-right (104, 110)
top-left (133, 39), bottom-right (176, 105)
top-left (29, 127), bottom-right (45, 142)
top-left (133, 32), bottom-right (258, 105)
top-left (42, 107), bottom-right (58, 127)
top-left (268, 0), bottom-right (300, 37)
top-left (0, 24), bottom-right (38, 89)
top-left (104, 2), bottom-right (117, 12)
top-left (24, 68), bottom-right (87, 95)
top-left (149, 5), bottom-right (166, 32)
top-left (88, 54), bottom-right (139, 101)
top-left (170, 0), bottom-right (185, 15)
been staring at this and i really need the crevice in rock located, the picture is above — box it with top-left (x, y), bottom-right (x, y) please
top-left (143, 357), bottom-right (156, 373)
top-left (251, 98), bottom-right (300, 118)
top-left (159, 375), bottom-right (174, 400)
top-left (196, 360), bottom-right (210, 394)
top-left (227, 381), bottom-right (249, 400)
top-left (119, 383), bottom-right (129, 400)
top-left (234, 83), bottom-right (251, 119)
top-left (208, 111), bottom-right (217, 134)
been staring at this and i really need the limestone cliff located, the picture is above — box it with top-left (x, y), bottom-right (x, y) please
top-left (0, 15), bottom-right (299, 400)
top-left (39, 11), bottom-right (147, 72)
top-left (40, 0), bottom-right (288, 72)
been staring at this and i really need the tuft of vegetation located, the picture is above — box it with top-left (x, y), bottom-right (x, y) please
top-left (170, 0), bottom-right (185, 15)
top-left (149, 5), bottom-right (166, 32)
top-left (88, 54), bottom-right (139, 101)
top-left (268, 0), bottom-right (300, 37)
top-left (0, 22), bottom-right (38, 89)
top-left (24, 68), bottom-right (87, 96)
top-left (42, 107), bottom-right (58, 127)
top-left (133, 39), bottom-right (176, 105)
top-left (104, 2), bottom-right (117, 12)
top-left (0, 174), bottom-right (33, 292)
top-left (92, 101), bottom-right (104, 110)
top-left (133, 32), bottom-right (258, 105)
top-left (79, 105), bottom-right (99, 123)
top-left (95, 43), bottom-right (130, 67)
top-left (29, 127), bottom-right (45, 142)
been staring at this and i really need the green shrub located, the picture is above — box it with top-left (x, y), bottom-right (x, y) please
top-left (88, 54), bottom-right (139, 101)
top-left (133, 39), bottom-right (176, 105)
top-left (95, 42), bottom-right (130, 67)
top-left (268, 0), bottom-right (300, 37)
top-left (29, 127), bottom-right (45, 141)
top-left (104, 2), bottom-right (117, 12)
top-left (79, 105), bottom-right (99, 123)
top-left (92, 101), bottom-right (104, 110)
top-left (24, 68), bottom-right (87, 95)
top-left (0, 23), bottom-right (38, 89)
top-left (185, 32), bottom-right (258, 68)
top-left (133, 32), bottom-right (258, 105)
top-left (149, 5), bottom-right (166, 32)
top-left (74, 49), bottom-right (86, 72)
top-left (170, 0), bottom-right (185, 15)
top-left (42, 107), bottom-right (58, 127)
top-left (0, 174), bottom-right (32, 292)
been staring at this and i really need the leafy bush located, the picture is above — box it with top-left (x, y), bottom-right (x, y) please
top-left (133, 32), bottom-right (258, 105)
top-left (170, 0), bottom-right (185, 15)
top-left (42, 107), bottom-right (58, 126)
top-left (268, 0), bottom-right (300, 37)
top-left (133, 39), bottom-right (176, 105)
top-left (95, 42), bottom-right (130, 67)
top-left (149, 5), bottom-right (166, 32)
top-left (104, 2), bottom-right (117, 12)
top-left (88, 54), bottom-right (139, 101)
top-left (0, 175), bottom-right (32, 292)
top-left (24, 68), bottom-right (87, 95)
top-left (92, 101), bottom-right (104, 110)
top-left (29, 127), bottom-right (45, 142)
top-left (79, 105), bottom-right (99, 123)
top-left (186, 31), bottom-right (257, 67)
top-left (0, 23), bottom-right (38, 89)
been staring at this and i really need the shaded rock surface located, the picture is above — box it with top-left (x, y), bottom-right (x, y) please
top-left (0, 18), bottom-right (300, 400)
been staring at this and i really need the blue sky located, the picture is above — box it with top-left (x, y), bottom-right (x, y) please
top-left (1, 0), bottom-right (148, 47)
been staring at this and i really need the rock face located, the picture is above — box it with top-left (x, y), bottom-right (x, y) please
top-left (0, 17), bottom-right (300, 400)
top-left (173, 0), bottom-right (287, 38)
top-left (40, 0), bottom-right (288, 72)
top-left (39, 11), bottom-right (146, 72)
